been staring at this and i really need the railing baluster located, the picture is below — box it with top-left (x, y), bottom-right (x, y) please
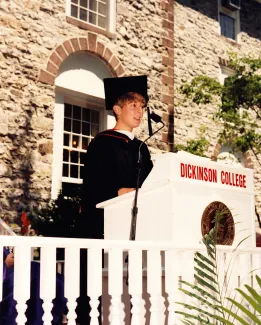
top-left (108, 248), bottom-right (123, 325)
top-left (129, 248), bottom-right (143, 325)
top-left (87, 247), bottom-right (102, 325)
top-left (64, 246), bottom-right (80, 325)
top-left (13, 245), bottom-right (31, 325)
top-left (40, 246), bottom-right (56, 325)
top-left (165, 249), bottom-right (179, 325)
top-left (147, 249), bottom-right (164, 325)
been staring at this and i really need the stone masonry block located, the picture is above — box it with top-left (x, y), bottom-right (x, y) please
top-left (88, 33), bottom-right (97, 52)
top-left (56, 45), bottom-right (67, 60)
top-left (63, 40), bottom-right (74, 55)
top-left (97, 42), bottom-right (105, 57)
top-left (38, 70), bottom-right (55, 85)
top-left (78, 38), bottom-right (88, 51)
top-left (47, 61), bottom-right (59, 76)
top-left (70, 38), bottom-right (81, 52)
top-left (49, 52), bottom-right (62, 66)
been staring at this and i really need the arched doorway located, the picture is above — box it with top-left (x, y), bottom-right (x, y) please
top-left (51, 52), bottom-right (115, 198)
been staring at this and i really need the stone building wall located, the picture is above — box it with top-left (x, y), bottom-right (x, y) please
top-left (0, 0), bottom-right (174, 219)
top-left (174, 0), bottom-right (261, 225)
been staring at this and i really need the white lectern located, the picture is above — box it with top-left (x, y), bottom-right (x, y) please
top-left (97, 152), bottom-right (255, 247)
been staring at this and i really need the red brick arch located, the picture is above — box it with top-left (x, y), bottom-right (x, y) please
top-left (212, 142), bottom-right (254, 169)
top-left (38, 33), bottom-right (125, 85)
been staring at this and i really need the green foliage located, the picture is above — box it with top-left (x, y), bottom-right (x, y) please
top-left (180, 53), bottom-right (261, 156)
top-left (176, 209), bottom-right (261, 325)
top-left (175, 127), bottom-right (210, 157)
top-left (31, 191), bottom-right (81, 238)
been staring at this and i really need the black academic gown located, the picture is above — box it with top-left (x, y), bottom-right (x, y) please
top-left (75, 130), bottom-right (153, 325)
top-left (76, 129), bottom-right (153, 239)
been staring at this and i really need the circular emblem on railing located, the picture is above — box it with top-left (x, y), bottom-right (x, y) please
top-left (201, 201), bottom-right (235, 245)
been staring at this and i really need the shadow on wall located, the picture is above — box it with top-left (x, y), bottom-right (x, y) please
top-left (5, 113), bottom-right (42, 221)
top-left (176, 0), bottom-right (261, 41)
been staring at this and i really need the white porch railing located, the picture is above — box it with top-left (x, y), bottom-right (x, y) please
top-left (1, 235), bottom-right (261, 325)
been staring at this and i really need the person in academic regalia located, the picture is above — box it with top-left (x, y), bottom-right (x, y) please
top-left (0, 247), bottom-right (67, 325)
top-left (75, 75), bottom-right (153, 325)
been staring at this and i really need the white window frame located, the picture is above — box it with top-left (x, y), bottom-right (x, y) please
top-left (218, 64), bottom-right (235, 85)
top-left (52, 87), bottom-right (105, 199)
top-left (65, 0), bottom-right (116, 33)
top-left (218, 0), bottom-right (240, 42)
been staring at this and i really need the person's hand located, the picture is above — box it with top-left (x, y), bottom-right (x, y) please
top-left (118, 188), bottom-right (135, 196)
top-left (5, 253), bottom-right (14, 268)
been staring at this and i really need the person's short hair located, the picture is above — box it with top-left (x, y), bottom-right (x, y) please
top-left (113, 92), bottom-right (146, 120)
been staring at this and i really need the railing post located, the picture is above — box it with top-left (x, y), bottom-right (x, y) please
top-left (165, 249), bottom-right (180, 325)
top-left (87, 247), bottom-right (103, 325)
top-left (129, 248), bottom-right (144, 325)
top-left (65, 246), bottom-right (80, 325)
top-left (40, 246), bottom-right (57, 325)
top-left (13, 245), bottom-right (31, 325)
top-left (147, 249), bottom-right (164, 325)
top-left (108, 248), bottom-right (123, 325)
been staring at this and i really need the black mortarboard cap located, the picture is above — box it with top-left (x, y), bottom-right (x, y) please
top-left (103, 75), bottom-right (149, 111)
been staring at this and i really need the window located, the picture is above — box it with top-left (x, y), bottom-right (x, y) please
top-left (219, 64), bottom-right (234, 85)
top-left (220, 13), bottom-right (235, 40)
top-left (66, 0), bottom-right (116, 32)
top-left (218, 0), bottom-right (240, 41)
top-left (62, 103), bottom-right (100, 183)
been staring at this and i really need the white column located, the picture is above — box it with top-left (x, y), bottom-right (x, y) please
top-left (40, 246), bottom-right (57, 325)
top-left (13, 245), bottom-right (31, 325)
top-left (129, 249), bottom-right (144, 325)
top-left (65, 247), bottom-right (80, 325)
top-left (108, 248), bottom-right (123, 325)
top-left (165, 249), bottom-right (179, 325)
top-left (87, 247), bottom-right (103, 325)
top-left (147, 249), bottom-right (164, 325)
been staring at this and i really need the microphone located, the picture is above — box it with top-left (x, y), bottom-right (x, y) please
top-left (130, 110), bottom-right (165, 241)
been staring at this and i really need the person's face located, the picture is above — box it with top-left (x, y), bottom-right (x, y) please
top-left (114, 100), bottom-right (145, 131)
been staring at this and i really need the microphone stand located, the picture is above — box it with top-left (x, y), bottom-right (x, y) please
top-left (125, 114), bottom-right (165, 315)
top-left (129, 120), bottom-right (165, 241)
top-left (125, 117), bottom-right (165, 289)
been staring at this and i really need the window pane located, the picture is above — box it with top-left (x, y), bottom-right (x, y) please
top-left (70, 164), bottom-right (79, 178)
top-left (73, 105), bottom-right (81, 120)
top-left (98, 2), bottom-right (106, 15)
top-left (72, 135), bottom-right (80, 148)
top-left (91, 124), bottom-right (99, 137)
top-left (73, 120), bottom-right (81, 134)
top-left (70, 151), bottom-right (79, 164)
top-left (64, 103), bottom-right (72, 118)
top-left (91, 110), bottom-right (99, 123)
top-left (89, 0), bottom-right (97, 11)
top-left (82, 109), bottom-right (90, 122)
top-left (80, 166), bottom-right (84, 179)
top-left (98, 15), bottom-right (106, 29)
top-left (71, 4), bottom-right (78, 18)
top-left (89, 12), bottom-right (96, 25)
top-left (82, 122), bottom-right (90, 135)
top-left (82, 137), bottom-right (89, 150)
top-left (80, 152), bottom-right (86, 164)
top-left (72, 0), bottom-right (78, 4)
top-left (80, 0), bottom-right (87, 8)
top-left (63, 164), bottom-right (69, 177)
top-left (63, 133), bottom-right (70, 146)
top-left (64, 118), bottom-right (71, 132)
top-left (80, 8), bottom-right (87, 21)
top-left (63, 149), bottom-right (69, 162)
top-left (220, 13), bottom-right (235, 40)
